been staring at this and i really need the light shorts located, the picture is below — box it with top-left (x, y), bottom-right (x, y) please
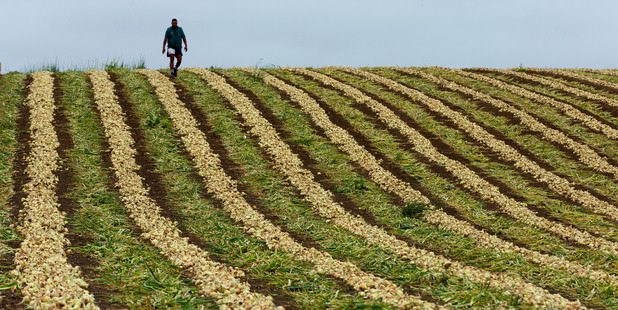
top-left (167, 47), bottom-right (183, 56)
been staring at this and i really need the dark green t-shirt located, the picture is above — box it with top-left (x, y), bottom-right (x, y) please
top-left (165, 26), bottom-right (185, 49)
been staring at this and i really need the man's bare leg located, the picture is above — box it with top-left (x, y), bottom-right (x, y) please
top-left (175, 54), bottom-right (182, 70)
top-left (169, 55), bottom-right (175, 72)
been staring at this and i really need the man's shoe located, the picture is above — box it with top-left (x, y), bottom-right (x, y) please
top-left (170, 69), bottom-right (175, 78)
top-left (173, 68), bottom-right (178, 77)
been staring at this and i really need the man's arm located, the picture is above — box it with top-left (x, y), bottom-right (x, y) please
top-left (183, 37), bottom-right (188, 52)
top-left (162, 38), bottom-right (167, 54)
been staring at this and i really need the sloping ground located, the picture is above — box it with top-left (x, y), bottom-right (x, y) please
top-left (0, 67), bottom-right (616, 309)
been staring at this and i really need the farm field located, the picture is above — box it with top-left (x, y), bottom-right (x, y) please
top-left (0, 66), bottom-right (617, 309)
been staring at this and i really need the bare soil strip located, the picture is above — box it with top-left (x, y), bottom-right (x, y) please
top-left (12, 71), bottom-right (98, 308)
top-left (87, 69), bottom-right (280, 310)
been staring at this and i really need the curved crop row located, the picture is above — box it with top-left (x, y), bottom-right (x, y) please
top-left (86, 69), bottom-right (278, 310)
top-left (188, 67), bottom-right (582, 310)
top-left (290, 67), bottom-right (617, 257)
top-left (12, 71), bottom-right (98, 309)
top-left (138, 69), bottom-right (434, 310)
top-left (455, 69), bottom-right (618, 139)
top-left (586, 69), bottom-right (618, 81)
top-left (517, 68), bottom-right (618, 109)
top-left (246, 67), bottom-right (618, 287)
top-left (337, 67), bottom-right (618, 223)
top-left (391, 67), bottom-right (618, 180)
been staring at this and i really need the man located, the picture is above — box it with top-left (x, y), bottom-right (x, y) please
top-left (162, 18), bottom-right (187, 77)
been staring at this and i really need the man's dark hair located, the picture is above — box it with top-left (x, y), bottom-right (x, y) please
top-left (172, 18), bottom-right (177, 22)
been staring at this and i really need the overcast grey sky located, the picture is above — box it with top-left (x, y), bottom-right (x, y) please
top-left (2, 0), bottom-right (617, 72)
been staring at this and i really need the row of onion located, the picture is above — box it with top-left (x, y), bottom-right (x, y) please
top-left (12, 71), bottom-right (98, 309)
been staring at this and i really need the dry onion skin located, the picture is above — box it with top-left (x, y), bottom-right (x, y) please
top-left (12, 71), bottom-right (99, 309)
top-left (187, 68), bottom-right (583, 310)
top-left (244, 67), bottom-right (617, 288)
top-left (138, 68), bottom-right (440, 310)
top-left (87, 70), bottom-right (279, 310)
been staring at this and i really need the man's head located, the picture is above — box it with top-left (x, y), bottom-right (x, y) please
top-left (171, 18), bottom-right (178, 28)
